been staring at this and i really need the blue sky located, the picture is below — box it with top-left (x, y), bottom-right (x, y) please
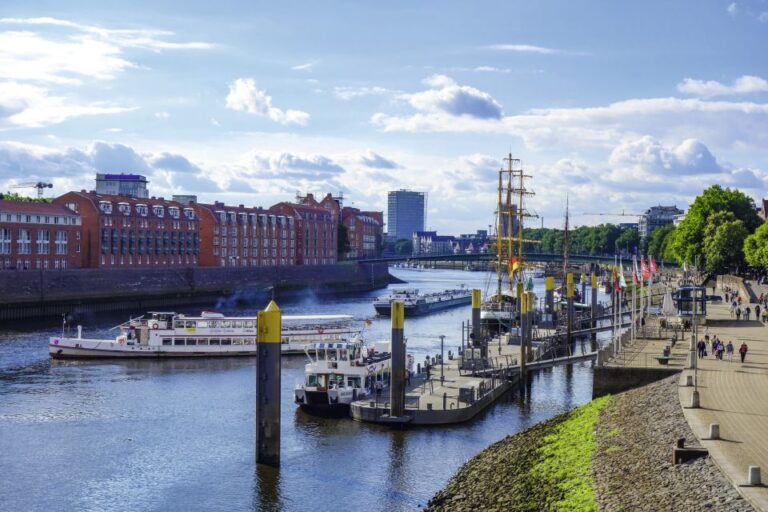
top-left (1, 0), bottom-right (767, 233)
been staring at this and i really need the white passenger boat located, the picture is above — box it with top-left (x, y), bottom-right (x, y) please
top-left (373, 287), bottom-right (472, 317)
top-left (294, 340), bottom-right (412, 417)
top-left (49, 311), bottom-right (363, 359)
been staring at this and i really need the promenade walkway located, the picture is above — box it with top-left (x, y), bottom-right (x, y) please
top-left (679, 288), bottom-right (768, 511)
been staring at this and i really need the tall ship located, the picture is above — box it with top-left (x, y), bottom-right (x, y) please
top-left (49, 311), bottom-right (363, 359)
top-left (481, 154), bottom-right (537, 333)
top-left (373, 287), bottom-right (472, 317)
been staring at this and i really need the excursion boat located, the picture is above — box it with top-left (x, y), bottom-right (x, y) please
top-left (294, 340), bottom-right (413, 417)
top-left (48, 311), bottom-right (363, 359)
top-left (373, 287), bottom-right (472, 317)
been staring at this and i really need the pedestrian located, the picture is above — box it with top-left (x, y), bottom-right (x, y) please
top-left (730, 302), bottom-right (736, 318)
top-left (745, 307), bottom-right (751, 321)
top-left (757, 304), bottom-right (761, 321)
top-left (717, 341), bottom-right (724, 360)
top-left (736, 307), bottom-right (742, 320)
top-left (704, 327), bottom-right (710, 344)
top-left (697, 339), bottom-right (706, 358)
top-left (726, 341), bottom-right (734, 362)
top-left (739, 342), bottom-right (748, 363)
top-left (738, 295), bottom-right (743, 305)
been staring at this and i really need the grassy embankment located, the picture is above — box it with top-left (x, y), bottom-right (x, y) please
top-left (427, 395), bottom-right (612, 512)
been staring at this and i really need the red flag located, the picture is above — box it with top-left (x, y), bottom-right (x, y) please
top-left (633, 256), bottom-right (640, 285)
top-left (641, 256), bottom-right (651, 280)
top-left (649, 257), bottom-right (658, 274)
top-left (613, 267), bottom-right (621, 292)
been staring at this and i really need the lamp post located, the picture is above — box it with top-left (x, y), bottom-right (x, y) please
top-left (691, 285), bottom-right (700, 407)
top-left (439, 334), bottom-right (445, 384)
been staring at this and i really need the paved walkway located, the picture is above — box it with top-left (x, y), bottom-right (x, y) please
top-left (679, 285), bottom-right (768, 511)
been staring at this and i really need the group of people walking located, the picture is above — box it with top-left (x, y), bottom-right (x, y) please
top-left (696, 328), bottom-right (749, 363)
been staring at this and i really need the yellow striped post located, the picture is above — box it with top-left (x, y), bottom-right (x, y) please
top-left (390, 301), bottom-right (405, 417)
top-left (471, 289), bottom-right (482, 353)
top-left (256, 300), bottom-right (282, 467)
top-left (545, 276), bottom-right (555, 327)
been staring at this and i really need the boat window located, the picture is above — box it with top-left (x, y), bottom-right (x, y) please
top-left (221, 339), bottom-right (232, 345)
top-left (317, 374), bottom-right (327, 388)
top-left (210, 338), bottom-right (220, 345)
top-left (162, 338), bottom-right (172, 345)
top-left (232, 320), bottom-right (242, 328)
top-left (185, 321), bottom-right (196, 328)
top-left (281, 336), bottom-right (289, 343)
top-left (198, 338), bottom-right (209, 345)
top-left (174, 338), bottom-right (184, 345)
top-left (186, 338), bottom-right (197, 346)
top-left (174, 321), bottom-right (184, 329)
top-left (209, 321), bottom-right (219, 328)
top-left (347, 376), bottom-right (361, 388)
top-left (233, 338), bottom-right (244, 345)
top-left (197, 321), bottom-right (208, 328)
top-left (244, 320), bottom-right (255, 328)
top-left (221, 320), bottom-right (231, 328)
top-left (340, 349), bottom-right (348, 360)
top-left (306, 374), bottom-right (317, 386)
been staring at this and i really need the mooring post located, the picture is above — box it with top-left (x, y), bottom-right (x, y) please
top-left (526, 290), bottom-right (535, 361)
top-left (471, 289), bottom-right (483, 358)
top-left (566, 272), bottom-right (574, 345)
top-left (581, 273), bottom-right (587, 308)
top-left (390, 300), bottom-right (405, 418)
top-left (519, 291), bottom-right (527, 372)
top-left (590, 273), bottom-right (598, 344)
top-left (256, 300), bottom-right (282, 467)
top-left (545, 276), bottom-right (555, 328)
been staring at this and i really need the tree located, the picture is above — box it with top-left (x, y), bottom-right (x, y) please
top-left (744, 221), bottom-right (768, 271)
top-left (668, 185), bottom-right (760, 267)
top-left (337, 224), bottom-right (350, 259)
top-left (0, 192), bottom-right (51, 203)
top-left (615, 228), bottom-right (640, 255)
top-left (703, 213), bottom-right (747, 273)
top-left (646, 225), bottom-right (675, 260)
top-left (394, 238), bottom-right (412, 255)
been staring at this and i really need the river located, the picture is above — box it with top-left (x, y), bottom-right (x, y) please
top-left (0, 268), bottom-right (598, 511)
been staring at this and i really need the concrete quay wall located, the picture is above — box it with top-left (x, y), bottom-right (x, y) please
top-left (0, 262), bottom-right (389, 320)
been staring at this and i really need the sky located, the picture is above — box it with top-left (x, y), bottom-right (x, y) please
top-left (0, 0), bottom-right (767, 233)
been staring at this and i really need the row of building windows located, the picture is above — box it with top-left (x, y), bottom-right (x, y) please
top-left (99, 255), bottom-right (197, 266)
top-left (0, 229), bottom-right (77, 255)
top-left (214, 237), bottom-right (292, 248)
top-left (100, 229), bottom-right (199, 256)
top-left (1, 213), bottom-right (80, 226)
top-left (1, 259), bottom-right (69, 270)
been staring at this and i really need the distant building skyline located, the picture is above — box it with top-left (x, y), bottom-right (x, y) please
top-left (95, 174), bottom-right (149, 199)
top-left (387, 190), bottom-right (426, 241)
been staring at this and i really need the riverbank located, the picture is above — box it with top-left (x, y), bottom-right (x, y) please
top-left (0, 262), bottom-right (390, 321)
top-left (426, 375), bottom-right (750, 511)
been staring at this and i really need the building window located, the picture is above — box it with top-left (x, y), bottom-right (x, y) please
top-left (54, 231), bottom-right (67, 255)
top-left (0, 228), bottom-right (10, 255)
top-left (17, 229), bottom-right (31, 254)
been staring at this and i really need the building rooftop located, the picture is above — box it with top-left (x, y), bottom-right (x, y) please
top-left (0, 200), bottom-right (80, 216)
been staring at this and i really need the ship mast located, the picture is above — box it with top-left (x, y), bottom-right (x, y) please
top-left (562, 194), bottom-right (570, 280)
top-left (502, 153), bottom-right (536, 289)
top-left (496, 168), bottom-right (503, 297)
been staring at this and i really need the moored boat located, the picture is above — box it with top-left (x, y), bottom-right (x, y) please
top-left (49, 311), bottom-right (363, 359)
top-left (373, 287), bottom-right (471, 317)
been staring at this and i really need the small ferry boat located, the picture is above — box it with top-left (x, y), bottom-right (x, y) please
top-left (49, 311), bottom-right (363, 359)
top-left (373, 287), bottom-right (472, 317)
top-left (294, 340), bottom-right (413, 417)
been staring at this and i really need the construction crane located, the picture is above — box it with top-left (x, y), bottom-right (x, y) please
top-left (9, 182), bottom-right (53, 199)
top-left (582, 210), bottom-right (642, 218)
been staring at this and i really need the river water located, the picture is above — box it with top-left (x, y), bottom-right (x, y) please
top-left (0, 268), bottom-right (598, 512)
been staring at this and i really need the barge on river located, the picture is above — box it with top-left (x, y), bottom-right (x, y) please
top-left (373, 288), bottom-right (471, 317)
top-left (49, 311), bottom-right (362, 359)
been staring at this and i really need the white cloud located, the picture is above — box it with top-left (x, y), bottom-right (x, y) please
top-left (759, 11), bottom-right (768, 23)
top-left (291, 61), bottom-right (317, 72)
top-left (0, 81), bottom-right (135, 128)
top-left (608, 136), bottom-right (723, 176)
top-left (399, 74), bottom-right (503, 119)
top-left (243, 151), bottom-right (344, 179)
top-left (677, 75), bottom-right (768, 97)
top-left (154, 111), bottom-right (170, 119)
top-left (225, 78), bottom-right (310, 126)
top-left (485, 44), bottom-right (585, 56)
top-left (360, 151), bottom-right (400, 169)
top-left (473, 66), bottom-right (512, 73)
top-left (727, 2), bottom-right (738, 16)
top-left (332, 86), bottom-right (393, 100)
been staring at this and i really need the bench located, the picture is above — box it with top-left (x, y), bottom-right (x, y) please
top-left (655, 356), bottom-right (674, 365)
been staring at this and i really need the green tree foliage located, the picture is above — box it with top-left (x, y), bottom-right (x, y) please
top-left (646, 225), bottom-right (675, 259)
top-left (394, 238), bottom-right (413, 255)
top-left (0, 192), bottom-right (51, 203)
top-left (523, 224), bottom-right (635, 256)
top-left (668, 185), bottom-right (760, 267)
top-left (702, 212), bottom-right (748, 273)
top-left (744, 221), bottom-right (768, 271)
top-left (615, 228), bottom-right (640, 254)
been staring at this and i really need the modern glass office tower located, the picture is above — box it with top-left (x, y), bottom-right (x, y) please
top-left (387, 190), bottom-right (426, 241)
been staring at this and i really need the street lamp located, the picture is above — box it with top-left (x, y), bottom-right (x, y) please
top-left (439, 334), bottom-right (445, 384)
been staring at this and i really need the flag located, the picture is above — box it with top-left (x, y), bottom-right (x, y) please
top-left (618, 260), bottom-right (627, 289)
top-left (508, 256), bottom-right (519, 274)
top-left (649, 257), bottom-right (658, 274)
top-left (640, 256), bottom-right (651, 280)
top-left (632, 255), bottom-right (640, 285)
top-left (613, 266), bottom-right (621, 292)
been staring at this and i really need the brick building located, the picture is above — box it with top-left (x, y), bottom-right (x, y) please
top-left (271, 193), bottom-right (338, 265)
top-left (0, 200), bottom-right (83, 271)
top-left (188, 201), bottom-right (295, 267)
top-left (54, 191), bottom-right (199, 268)
top-left (341, 207), bottom-right (383, 259)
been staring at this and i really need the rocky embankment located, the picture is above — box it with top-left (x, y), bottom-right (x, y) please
top-left (426, 376), bottom-right (751, 512)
